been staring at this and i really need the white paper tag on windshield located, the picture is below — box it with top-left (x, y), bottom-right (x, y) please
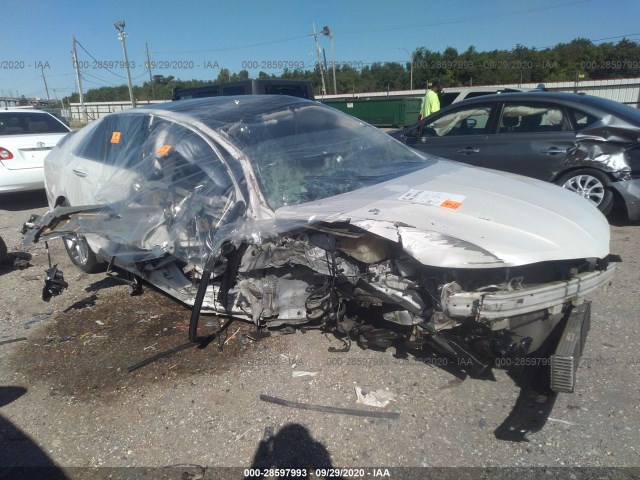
top-left (398, 189), bottom-right (465, 210)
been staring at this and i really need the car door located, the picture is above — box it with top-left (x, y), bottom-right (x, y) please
top-left (481, 101), bottom-right (576, 181)
top-left (399, 102), bottom-right (494, 166)
top-left (64, 114), bottom-right (148, 206)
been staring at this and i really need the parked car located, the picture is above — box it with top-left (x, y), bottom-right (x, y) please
top-left (0, 109), bottom-right (71, 193)
top-left (24, 95), bottom-right (617, 393)
top-left (390, 92), bottom-right (640, 219)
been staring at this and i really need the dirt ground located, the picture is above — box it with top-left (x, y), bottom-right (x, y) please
top-left (1, 190), bottom-right (639, 480)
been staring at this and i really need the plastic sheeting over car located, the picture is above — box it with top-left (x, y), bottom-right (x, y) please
top-left (41, 96), bottom-right (436, 268)
top-left (40, 95), bottom-right (616, 273)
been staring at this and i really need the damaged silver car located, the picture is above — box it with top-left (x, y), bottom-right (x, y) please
top-left (390, 92), bottom-right (640, 219)
top-left (24, 95), bottom-right (618, 393)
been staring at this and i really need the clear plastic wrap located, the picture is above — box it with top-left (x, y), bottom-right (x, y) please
top-left (42, 96), bottom-right (431, 267)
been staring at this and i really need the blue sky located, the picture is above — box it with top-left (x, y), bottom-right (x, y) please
top-left (2, 0), bottom-right (639, 99)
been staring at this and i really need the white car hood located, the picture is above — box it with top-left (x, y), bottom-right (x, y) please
top-left (277, 160), bottom-right (611, 268)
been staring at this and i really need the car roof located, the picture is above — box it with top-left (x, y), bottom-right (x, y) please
top-left (114, 95), bottom-right (317, 128)
top-left (438, 91), bottom-right (614, 108)
top-left (1, 108), bottom-right (56, 115)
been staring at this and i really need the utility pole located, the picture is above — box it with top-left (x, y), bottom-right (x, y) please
top-left (72, 35), bottom-right (87, 124)
top-left (114, 20), bottom-right (136, 108)
top-left (400, 48), bottom-right (414, 90)
top-left (312, 22), bottom-right (327, 96)
top-left (40, 65), bottom-right (50, 100)
top-left (146, 42), bottom-right (155, 100)
top-left (322, 26), bottom-right (337, 94)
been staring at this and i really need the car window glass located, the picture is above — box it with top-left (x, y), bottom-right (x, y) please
top-left (225, 103), bottom-right (428, 209)
top-left (73, 114), bottom-right (147, 164)
top-left (438, 92), bottom-right (459, 108)
top-left (72, 117), bottom-right (111, 161)
top-left (500, 103), bottom-right (568, 134)
top-left (136, 118), bottom-right (236, 232)
top-left (141, 118), bottom-right (233, 190)
top-left (568, 108), bottom-right (601, 130)
top-left (0, 112), bottom-right (69, 135)
top-left (423, 105), bottom-right (492, 137)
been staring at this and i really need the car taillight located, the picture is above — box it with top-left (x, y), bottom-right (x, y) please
top-left (0, 147), bottom-right (14, 160)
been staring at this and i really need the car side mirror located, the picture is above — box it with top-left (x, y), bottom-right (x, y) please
top-left (418, 124), bottom-right (437, 143)
top-left (465, 118), bottom-right (477, 129)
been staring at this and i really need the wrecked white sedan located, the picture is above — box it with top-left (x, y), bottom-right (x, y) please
top-left (24, 95), bottom-right (617, 393)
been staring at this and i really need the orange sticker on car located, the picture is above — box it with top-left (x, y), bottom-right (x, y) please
top-left (110, 131), bottom-right (121, 144)
top-left (440, 200), bottom-right (463, 210)
top-left (156, 145), bottom-right (172, 156)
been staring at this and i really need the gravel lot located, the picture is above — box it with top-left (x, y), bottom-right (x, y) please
top-left (1, 190), bottom-right (639, 479)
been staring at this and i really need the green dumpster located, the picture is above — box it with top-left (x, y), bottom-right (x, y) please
top-left (320, 96), bottom-right (422, 128)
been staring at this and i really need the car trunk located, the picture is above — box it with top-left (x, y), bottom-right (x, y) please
top-left (0, 133), bottom-right (65, 170)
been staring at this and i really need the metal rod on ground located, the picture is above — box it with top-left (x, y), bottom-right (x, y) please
top-left (259, 394), bottom-right (400, 419)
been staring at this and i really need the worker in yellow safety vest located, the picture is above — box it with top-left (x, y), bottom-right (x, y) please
top-left (419, 79), bottom-right (444, 120)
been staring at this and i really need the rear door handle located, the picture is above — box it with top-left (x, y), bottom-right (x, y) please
top-left (541, 147), bottom-right (568, 155)
top-left (457, 147), bottom-right (480, 154)
top-left (72, 168), bottom-right (88, 177)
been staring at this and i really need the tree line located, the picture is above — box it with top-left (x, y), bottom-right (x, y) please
top-left (66, 37), bottom-right (640, 103)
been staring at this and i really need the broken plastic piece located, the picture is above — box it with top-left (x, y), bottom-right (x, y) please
top-left (42, 265), bottom-right (68, 302)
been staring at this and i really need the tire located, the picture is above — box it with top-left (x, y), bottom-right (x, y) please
top-left (555, 169), bottom-right (613, 215)
top-left (0, 236), bottom-right (7, 263)
top-left (63, 234), bottom-right (105, 273)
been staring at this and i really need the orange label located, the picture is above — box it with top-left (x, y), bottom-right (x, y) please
top-left (440, 200), bottom-right (462, 210)
top-left (156, 145), bottom-right (172, 156)
top-left (110, 131), bottom-right (121, 143)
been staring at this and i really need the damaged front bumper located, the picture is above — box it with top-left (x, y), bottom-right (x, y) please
top-left (444, 262), bottom-right (616, 323)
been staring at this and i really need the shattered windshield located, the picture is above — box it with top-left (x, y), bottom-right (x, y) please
top-left (223, 103), bottom-right (432, 209)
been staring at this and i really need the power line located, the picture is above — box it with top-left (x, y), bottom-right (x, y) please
top-left (81, 77), bottom-right (115, 88)
top-left (149, 2), bottom-right (596, 56)
top-left (336, 0), bottom-right (596, 36)
top-left (74, 38), bottom-right (128, 80)
top-left (151, 34), bottom-right (311, 55)
top-left (533, 33), bottom-right (640, 50)
top-left (81, 72), bottom-right (122, 88)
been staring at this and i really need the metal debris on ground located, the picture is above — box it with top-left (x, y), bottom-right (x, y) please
top-left (223, 327), bottom-right (241, 346)
top-left (292, 371), bottom-right (317, 378)
top-left (22, 311), bottom-right (53, 329)
top-left (260, 394), bottom-right (400, 419)
top-left (0, 337), bottom-right (28, 346)
top-left (354, 386), bottom-right (396, 408)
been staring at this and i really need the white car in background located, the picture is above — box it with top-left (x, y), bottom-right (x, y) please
top-left (0, 109), bottom-right (71, 193)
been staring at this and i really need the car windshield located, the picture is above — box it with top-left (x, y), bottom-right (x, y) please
top-left (0, 111), bottom-right (69, 136)
top-left (222, 103), bottom-right (432, 209)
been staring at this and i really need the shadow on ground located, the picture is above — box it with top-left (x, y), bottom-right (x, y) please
top-left (0, 386), bottom-right (69, 479)
top-left (0, 191), bottom-right (48, 212)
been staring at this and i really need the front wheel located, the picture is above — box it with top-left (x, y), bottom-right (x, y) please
top-left (555, 169), bottom-right (613, 215)
top-left (63, 234), bottom-right (104, 273)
